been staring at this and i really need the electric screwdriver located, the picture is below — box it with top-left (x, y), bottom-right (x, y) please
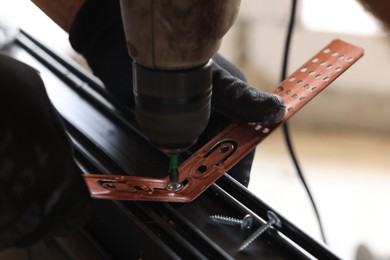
top-left (119, 0), bottom-right (241, 185)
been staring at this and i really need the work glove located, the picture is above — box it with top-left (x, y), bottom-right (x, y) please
top-left (199, 55), bottom-right (285, 186)
top-left (0, 55), bottom-right (91, 250)
top-left (69, 0), bottom-right (285, 187)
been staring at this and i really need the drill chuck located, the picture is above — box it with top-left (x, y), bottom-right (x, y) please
top-left (133, 60), bottom-right (213, 153)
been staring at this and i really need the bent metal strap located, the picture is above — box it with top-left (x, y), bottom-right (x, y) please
top-left (83, 39), bottom-right (364, 202)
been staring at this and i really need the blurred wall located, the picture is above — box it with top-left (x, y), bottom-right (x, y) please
top-left (219, 0), bottom-right (390, 135)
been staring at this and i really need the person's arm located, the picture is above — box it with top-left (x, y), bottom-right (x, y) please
top-left (358, 0), bottom-right (390, 31)
top-left (31, 0), bottom-right (85, 32)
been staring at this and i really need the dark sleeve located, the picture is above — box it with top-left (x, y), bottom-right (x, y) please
top-left (0, 55), bottom-right (90, 249)
top-left (69, 0), bottom-right (134, 107)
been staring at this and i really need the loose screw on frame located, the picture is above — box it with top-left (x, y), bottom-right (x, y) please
top-left (238, 211), bottom-right (282, 252)
top-left (210, 214), bottom-right (254, 232)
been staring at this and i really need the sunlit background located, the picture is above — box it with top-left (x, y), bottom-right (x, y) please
top-left (1, 0), bottom-right (390, 259)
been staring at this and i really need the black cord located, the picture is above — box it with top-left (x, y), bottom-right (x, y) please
top-left (281, 0), bottom-right (328, 244)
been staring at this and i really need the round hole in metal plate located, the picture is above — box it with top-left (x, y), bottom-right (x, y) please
top-left (309, 70), bottom-right (315, 76)
top-left (323, 48), bottom-right (330, 54)
top-left (287, 107), bottom-right (294, 112)
top-left (198, 165), bottom-right (207, 174)
top-left (327, 64), bottom-right (333, 70)
top-left (315, 74), bottom-right (321, 79)
top-left (255, 125), bottom-right (262, 131)
top-left (300, 67), bottom-right (308, 72)
top-left (312, 86), bottom-right (318, 92)
top-left (335, 67), bottom-right (342, 72)
top-left (286, 90), bottom-right (292, 95)
top-left (323, 76), bottom-right (330, 82)
top-left (347, 57), bottom-right (354, 62)
top-left (288, 77), bottom-right (296, 82)
top-left (312, 58), bottom-right (319, 63)
top-left (297, 80), bottom-right (304, 85)
top-left (332, 52), bottom-right (339, 57)
top-left (320, 61), bottom-right (327, 66)
top-left (300, 96), bottom-right (306, 102)
top-left (292, 94), bottom-right (298, 99)
top-left (277, 86), bottom-right (284, 92)
top-left (304, 84), bottom-right (310, 89)
top-left (339, 55), bottom-right (345, 60)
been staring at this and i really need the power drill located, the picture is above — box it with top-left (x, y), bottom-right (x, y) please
top-left (119, 0), bottom-right (241, 188)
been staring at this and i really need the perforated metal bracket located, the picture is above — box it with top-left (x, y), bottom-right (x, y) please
top-left (84, 39), bottom-right (364, 202)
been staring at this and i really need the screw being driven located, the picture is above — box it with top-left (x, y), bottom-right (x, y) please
top-left (166, 154), bottom-right (183, 191)
top-left (238, 211), bottom-right (282, 252)
top-left (165, 182), bottom-right (183, 191)
top-left (210, 214), bottom-right (254, 231)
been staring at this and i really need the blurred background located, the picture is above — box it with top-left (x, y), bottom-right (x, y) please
top-left (1, 0), bottom-right (390, 259)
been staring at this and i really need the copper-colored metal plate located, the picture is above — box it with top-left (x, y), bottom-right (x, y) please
top-left (84, 39), bottom-right (364, 202)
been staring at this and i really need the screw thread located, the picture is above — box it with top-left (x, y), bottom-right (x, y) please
top-left (238, 219), bottom-right (276, 251)
top-left (210, 215), bottom-right (242, 226)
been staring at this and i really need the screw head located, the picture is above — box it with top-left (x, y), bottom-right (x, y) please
top-left (266, 211), bottom-right (282, 229)
top-left (241, 214), bottom-right (253, 231)
top-left (165, 182), bottom-right (183, 191)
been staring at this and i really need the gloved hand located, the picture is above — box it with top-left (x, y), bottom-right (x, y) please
top-left (0, 55), bottom-right (90, 250)
top-left (69, 0), bottom-right (285, 187)
top-left (202, 55), bottom-right (285, 186)
top-left (211, 54), bottom-right (285, 124)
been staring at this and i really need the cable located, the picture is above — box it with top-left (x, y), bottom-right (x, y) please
top-left (280, 0), bottom-right (328, 244)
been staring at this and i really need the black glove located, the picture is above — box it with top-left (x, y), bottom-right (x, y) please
top-left (211, 54), bottom-right (285, 124)
top-left (69, 0), bottom-right (285, 187)
top-left (202, 55), bottom-right (284, 186)
top-left (0, 55), bottom-right (90, 250)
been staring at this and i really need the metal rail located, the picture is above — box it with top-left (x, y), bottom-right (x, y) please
top-left (3, 30), bottom-right (344, 259)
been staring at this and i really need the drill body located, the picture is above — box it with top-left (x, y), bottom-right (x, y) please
top-left (119, 0), bottom-right (241, 153)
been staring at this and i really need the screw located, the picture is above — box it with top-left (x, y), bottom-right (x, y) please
top-left (166, 154), bottom-right (183, 191)
top-left (165, 182), bottom-right (183, 191)
top-left (210, 214), bottom-right (254, 232)
top-left (238, 211), bottom-right (282, 252)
